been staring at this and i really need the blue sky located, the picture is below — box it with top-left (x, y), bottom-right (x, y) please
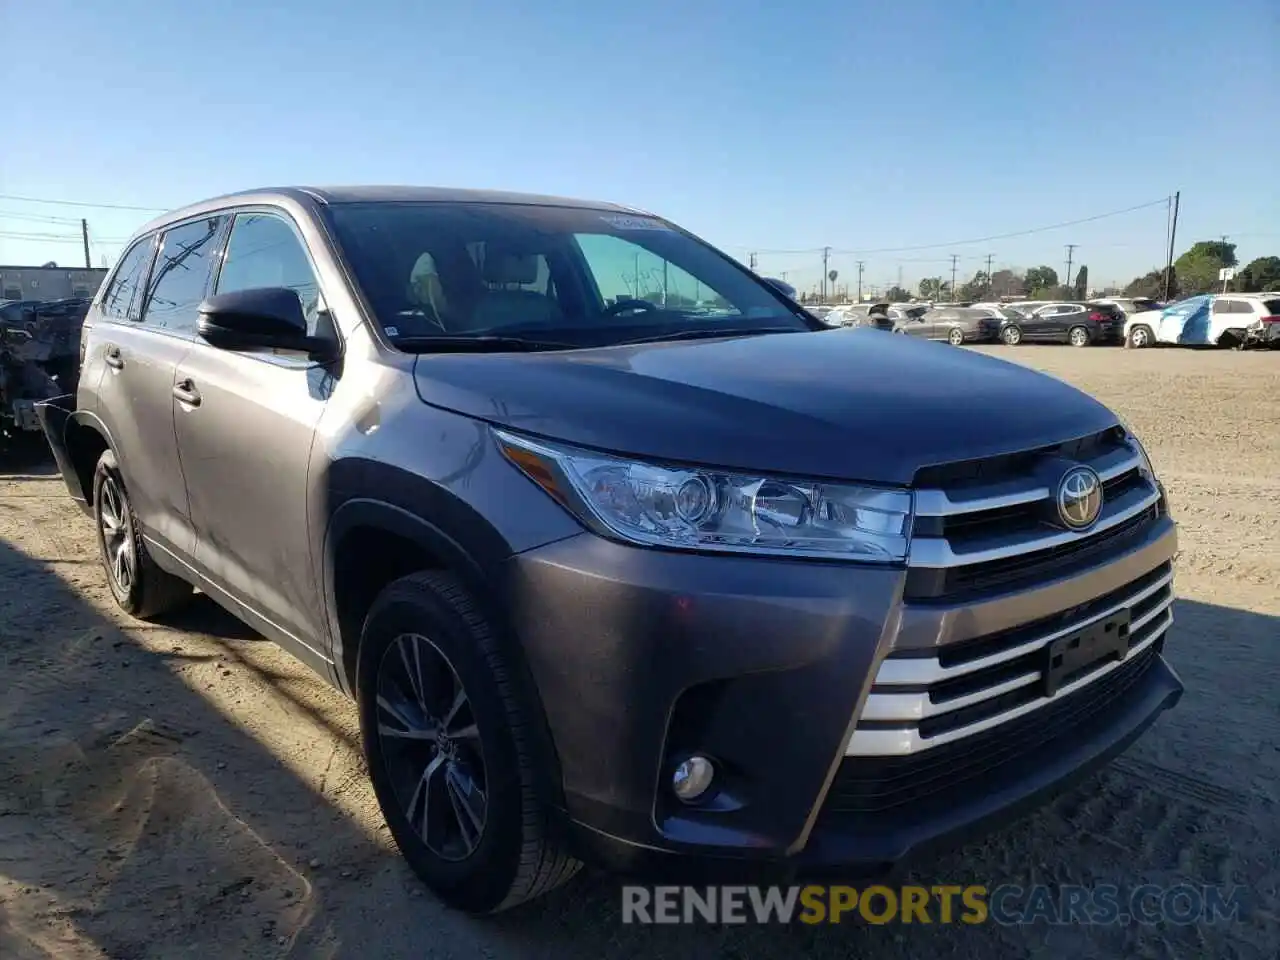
top-left (2, 0), bottom-right (1276, 295)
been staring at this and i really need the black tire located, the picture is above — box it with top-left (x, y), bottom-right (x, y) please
top-left (947, 327), bottom-right (964, 346)
top-left (92, 449), bottom-right (193, 618)
top-left (1068, 325), bottom-right (1091, 347)
top-left (358, 571), bottom-right (580, 914)
top-left (1001, 325), bottom-right (1022, 346)
top-left (1126, 324), bottom-right (1154, 349)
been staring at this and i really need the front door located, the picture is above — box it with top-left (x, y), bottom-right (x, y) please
top-left (172, 210), bottom-right (338, 653)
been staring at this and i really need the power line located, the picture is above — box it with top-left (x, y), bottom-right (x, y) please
top-left (0, 193), bottom-right (167, 212)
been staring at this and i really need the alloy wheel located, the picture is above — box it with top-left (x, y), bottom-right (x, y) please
top-left (1070, 327), bottom-right (1090, 347)
top-left (1003, 326), bottom-right (1021, 345)
top-left (376, 633), bottom-right (488, 861)
top-left (1130, 327), bottom-right (1150, 348)
top-left (948, 328), bottom-right (964, 346)
top-left (98, 476), bottom-right (136, 594)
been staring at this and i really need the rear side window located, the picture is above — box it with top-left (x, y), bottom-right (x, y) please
top-left (1229, 300), bottom-right (1256, 314)
top-left (215, 213), bottom-right (323, 335)
top-left (140, 217), bottom-right (226, 333)
top-left (1212, 299), bottom-right (1234, 314)
top-left (100, 238), bottom-right (154, 321)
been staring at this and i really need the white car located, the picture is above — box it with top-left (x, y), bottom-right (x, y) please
top-left (1124, 294), bottom-right (1280, 349)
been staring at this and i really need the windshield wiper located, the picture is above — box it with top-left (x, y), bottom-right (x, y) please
top-left (391, 335), bottom-right (580, 354)
top-left (612, 326), bottom-right (803, 347)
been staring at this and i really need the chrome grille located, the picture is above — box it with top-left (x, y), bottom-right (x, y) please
top-left (847, 561), bottom-right (1174, 757)
top-left (904, 430), bottom-right (1163, 600)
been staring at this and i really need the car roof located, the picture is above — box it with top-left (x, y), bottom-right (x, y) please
top-left (132, 184), bottom-right (649, 238)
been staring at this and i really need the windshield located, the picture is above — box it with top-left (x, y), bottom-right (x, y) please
top-left (325, 201), bottom-right (813, 349)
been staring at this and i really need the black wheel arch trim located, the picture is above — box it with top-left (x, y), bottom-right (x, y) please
top-left (35, 397), bottom-right (117, 513)
top-left (321, 459), bottom-right (570, 814)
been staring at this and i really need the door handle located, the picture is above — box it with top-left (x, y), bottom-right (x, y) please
top-left (173, 379), bottom-right (202, 407)
top-left (104, 345), bottom-right (124, 370)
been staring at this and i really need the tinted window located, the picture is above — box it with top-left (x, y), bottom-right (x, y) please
top-left (1263, 299), bottom-right (1280, 315)
top-left (216, 213), bottom-right (323, 334)
top-left (1229, 300), bottom-right (1256, 314)
top-left (1212, 299), bottom-right (1233, 314)
top-left (141, 217), bottom-right (225, 332)
top-left (100, 237), bottom-right (154, 321)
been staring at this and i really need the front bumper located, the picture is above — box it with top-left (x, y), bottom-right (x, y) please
top-left (504, 516), bottom-right (1182, 879)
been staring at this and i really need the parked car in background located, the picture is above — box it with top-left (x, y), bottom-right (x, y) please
top-left (1, 297), bottom-right (89, 444)
top-left (1000, 301), bottom-right (1123, 346)
top-left (35, 184), bottom-right (1183, 914)
top-left (826, 302), bottom-right (895, 331)
top-left (1124, 294), bottom-right (1280, 349)
top-left (1089, 296), bottom-right (1162, 317)
top-left (892, 306), bottom-right (1000, 344)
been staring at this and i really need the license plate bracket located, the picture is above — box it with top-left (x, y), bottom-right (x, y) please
top-left (1042, 610), bottom-right (1132, 696)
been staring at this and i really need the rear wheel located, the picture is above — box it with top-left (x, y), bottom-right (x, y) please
top-left (1068, 325), bottom-right (1091, 347)
top-left (947, 327), bottom-right (964, 346)
top-left (1126, 324), bottom-right (1153, 349)
top-left (92, 449), bottom-right (193, 618)
top-left (358, 571), bottom-right (580, 914)
top-left (1001, 325), bottom-right (1022, 346)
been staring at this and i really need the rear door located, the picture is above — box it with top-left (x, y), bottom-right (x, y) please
top-left (91, 217), bottom-right (227, 558)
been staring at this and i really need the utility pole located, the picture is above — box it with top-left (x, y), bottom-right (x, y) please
top-left (896, 265), bottom-right (903, 294)
top-left (821, 246), bottom-right (830, 302)
top-left (984, 253), bottom-right (994, 297)
top-left (1064, 245), bottom-right (1077, 297)
top-left (81, 219), bottom-right (91, 269)
top-left (1221, 235), bottom-right (1230, 292)
top-left (1163, 191), bottom-right (1180, 302)
top-left (856, 261), bottom-right (864, 302)
top-left (748, 252), bottom-right (758, 272)
top-left (949, 255), bottom-right (959, 302)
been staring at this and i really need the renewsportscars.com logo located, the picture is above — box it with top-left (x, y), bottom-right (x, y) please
top-left (621, 884), bottom-right (1249, 926)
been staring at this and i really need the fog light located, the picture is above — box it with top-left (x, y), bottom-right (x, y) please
top-left (672, 756), bottom-right (715, 802)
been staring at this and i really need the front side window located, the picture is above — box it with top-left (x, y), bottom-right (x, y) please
top-left (325, 202), bottom-right (809, 349)
top-left (100, 237), bottom-right (154, 321)
top-left (216, 213), bottom-right (324, 334)
top-left (141, 217), bottom-right (226, 332)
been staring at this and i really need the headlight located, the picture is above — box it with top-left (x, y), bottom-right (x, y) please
top-left (495, 430), bottom-right (913, 562)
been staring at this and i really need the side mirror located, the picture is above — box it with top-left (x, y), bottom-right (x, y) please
top-left (197, 287), bottom-right (333, 357)
top-left (763, 277), bottom-right (797, 300)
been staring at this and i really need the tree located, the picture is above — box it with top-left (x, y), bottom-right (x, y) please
top-left (1074, 266), bottom-right (1089, 299)
top-left (989, 269), bottom-right (1024, 298)
top-left (1024, 266), bottom-right (1059, 297)
top-left (1236, 256), bottom-right (1280, 292)
top-left (956, 271), bottom-right (990, 302)
top-left (919, 277), bottom-right (949, 299)
top-left (1173, 240), bottom-right (1237, 296)
top-left (1124, 267), bottom-right (1174, 300)
top-left (884, 285), bottom-right (911, 302)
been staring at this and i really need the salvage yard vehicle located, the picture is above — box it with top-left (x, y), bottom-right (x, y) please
top-left (893, 305), bottom-right (1001, 344)
top-left (38, 185), bottom-right (1182, 915)
top-left (998, 301), bottom-right (1124, 346)
top-left (0, 297), bottom-right (88, 444)
top-left (1125, 294), bottom-right (1280, 349)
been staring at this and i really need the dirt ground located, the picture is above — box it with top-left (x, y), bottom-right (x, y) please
top-left (1, 345), bottom-right (1277, 959)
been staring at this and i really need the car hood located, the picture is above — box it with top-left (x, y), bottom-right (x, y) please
top-left (411, 329), bottom-right (1120, 485)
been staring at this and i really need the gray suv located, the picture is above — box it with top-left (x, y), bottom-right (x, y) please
top-left (38, 186), bottom-right (1183, 914)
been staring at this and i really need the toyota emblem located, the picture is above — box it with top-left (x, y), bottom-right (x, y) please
top-left (1057, 466), bottom-right (1103, 530)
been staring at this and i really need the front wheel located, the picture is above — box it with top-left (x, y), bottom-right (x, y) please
top-left (1001, 325), bottom-right (1022, 346)
top-left (1068, 325), bottom-right (1091, 347)
top-left (947, 327), bottom-right (965, 346)
top-left (358, 571), bottom-right (580, 914)
top-left (1126, 324), bottom-right (1154, 349)
top-left (92, 449), bottom-right (192, 618)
